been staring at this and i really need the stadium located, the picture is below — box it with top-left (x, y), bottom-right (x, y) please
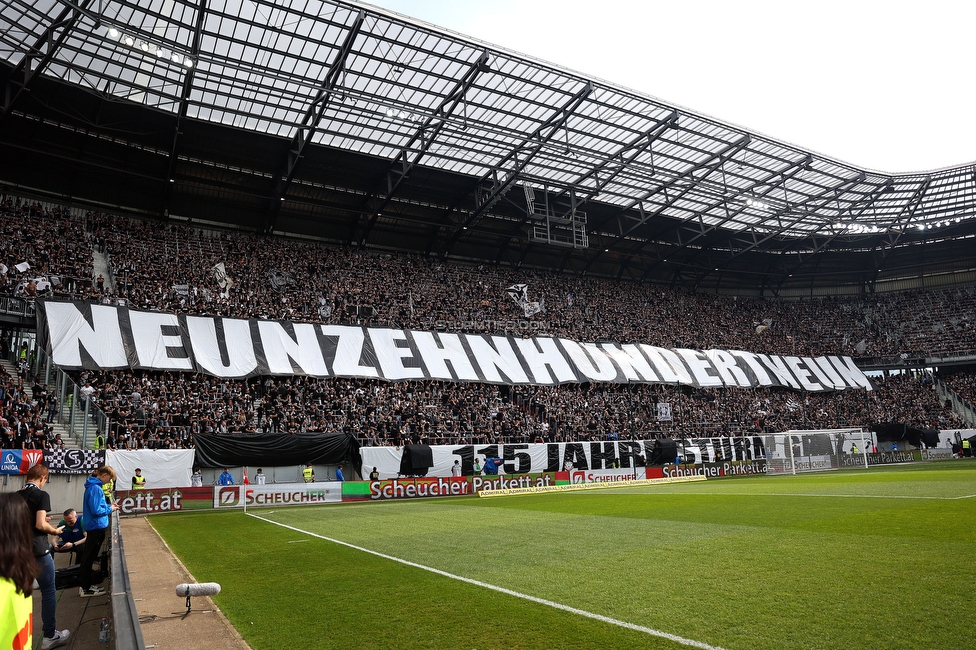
top-left (0, 1), bottom-right (974, 649)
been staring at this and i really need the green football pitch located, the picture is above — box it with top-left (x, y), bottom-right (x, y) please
top-left (151, 462), bottom-right (976, 650)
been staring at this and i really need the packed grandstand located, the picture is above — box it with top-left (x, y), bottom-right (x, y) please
top-left (2, 194), bottom-right (975, 453)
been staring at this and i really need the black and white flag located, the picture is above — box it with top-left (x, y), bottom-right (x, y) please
top-left (656, 402), bottom-right (672, 422)
top-left (209, 262), bottom-right (233, 295)
top-left (269, 269), bottom-right (296, 292)
top-left (505, 284), bottom-right (545, 317)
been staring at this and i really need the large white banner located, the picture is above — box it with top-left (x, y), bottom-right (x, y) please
top-left (38, 300), bottom-right (872, 391)
top-left (361, 437), bottom-right (768, 479)
top-left (106, 449), bottom-right (194, 488)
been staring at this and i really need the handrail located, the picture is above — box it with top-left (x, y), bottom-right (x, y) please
top-left (0, 294), bottom-right (35, 318)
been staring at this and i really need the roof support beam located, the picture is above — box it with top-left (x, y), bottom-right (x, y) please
top-left (497, 112), bottom-right (678, 266)
top-left (581, 135), bottom-right (751, 272)
top-left (831, 177), bottom-right (931, 289)
top-left (631, 154), bottom-right (812, 276)
top-left (163, 0), bottom-right (208, 215)
top-left (0, 0), bottom-right (95, 119)
top-left (440, 81), bottom-right (594, 255)
top-left (356, 50), bottom-right (490, 244)
top-left (264, 9), bottom-right (365, 233)
top-left (556, 111), bottom-right (678, 207)
top-left (689, 172), bottom-right (868, 286)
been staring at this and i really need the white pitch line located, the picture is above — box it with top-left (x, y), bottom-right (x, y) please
top-left (247, 512), bottom-right (726, 650)
top-left (673, 492), bottom-right (975, 500)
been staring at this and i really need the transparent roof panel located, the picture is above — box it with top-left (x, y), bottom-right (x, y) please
top-left (1, 0), bottom-right (974, 240)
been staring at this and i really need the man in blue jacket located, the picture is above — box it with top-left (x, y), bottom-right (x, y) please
top-left (78, 466), bottom-right (118, 598)
top-left (483, 457), bottom-right (504, 475)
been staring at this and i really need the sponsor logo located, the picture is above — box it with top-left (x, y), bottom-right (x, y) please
top-left (570, 470), bottom-right (643, 484)
top-left (213, 485), bottom-right (343, 508)
top-left (1, 451), bottom-right (21, 474)
top-left (22, 449), bottom-right (43, 471)
top-left (661, 461), bottom-right (767, 478)
top-left (243, 488), bottom-right (339, 506)
top-left (117, 489), bottom-right (186, 514)
top-left (218, 487), bottom-right (240, 507)
top-left (370, 477), bottom-right (474, 500)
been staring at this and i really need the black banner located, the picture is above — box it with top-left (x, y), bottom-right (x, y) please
top-left (193, 433), bottom-right (362, 477)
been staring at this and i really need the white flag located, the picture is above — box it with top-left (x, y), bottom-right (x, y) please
top-left (14, 262), bottom-right (30, 273)
top-left (656, 402), bottom-right (672, 422)
top-left (210, 262), bottom-right (233, 290)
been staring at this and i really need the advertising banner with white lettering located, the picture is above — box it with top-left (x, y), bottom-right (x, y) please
top-left (360, 437), bottom-right (768, 480)
top-left (212, 483), bottom-right (342, 509)
top-left (115, 487), bottom-right (214, 515)
top-left (0, 450), bottom-right (36, 474)
top-left (36, 300), bottom-right (873, 392)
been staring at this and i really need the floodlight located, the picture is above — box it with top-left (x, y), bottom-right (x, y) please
top-left (108, 28), bottom-right (119, 39)
top-left (124, 36), bottom-right (134, 46)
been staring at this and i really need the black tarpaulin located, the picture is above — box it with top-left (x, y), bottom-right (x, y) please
top-left (398, 444), bottom-right (434, 477)
top-left (193, 433), bottom-right (362, 477)
top-left (871, 422), bottom-right (941, 448)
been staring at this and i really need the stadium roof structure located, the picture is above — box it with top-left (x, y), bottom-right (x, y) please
top-left (2, 0), bottom-right (976, 297)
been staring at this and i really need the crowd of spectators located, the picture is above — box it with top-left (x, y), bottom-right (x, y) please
top-left (0, 197), bottom-right (96, 299)
top-left (937, 369), bottom-right (976, 409)
top-left (65, 369), bottom-right (964, 450)
top-left (1, 194), bottom-right (975, 451)
top-left (0, 361), bottom-right (64, 452)
top-left (3, 195), bottom-right (976, 360)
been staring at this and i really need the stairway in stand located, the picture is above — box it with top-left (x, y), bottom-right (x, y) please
top-left (0, 357), bottom-right (82, 449)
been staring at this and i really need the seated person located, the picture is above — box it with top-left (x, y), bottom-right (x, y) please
top-left (53, 508), bottom-right (86, 554)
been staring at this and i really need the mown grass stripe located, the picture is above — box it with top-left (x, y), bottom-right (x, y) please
top-left (246, 511), bottom-right (727, 650)
top-left (665, 491), bottom-right (975, 499)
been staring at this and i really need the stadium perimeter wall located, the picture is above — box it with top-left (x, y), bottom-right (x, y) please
top-left (2, 433), bottom-right (970, 513)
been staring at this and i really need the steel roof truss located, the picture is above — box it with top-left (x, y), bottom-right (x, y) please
top-left (357, 50), bottom-right (490, 242)
top-left (1, 0), bottom-right (95, 117)
top-left (264, 9), bottom-right (365, 232)
top-left (698, 172), bottom-right (871, 283)
top-left (165, 0), bottom-right (208, 197)
top-left (582, 136), bottom-right (750, 271)
top-left (441, 81), bottom-right (594, 252)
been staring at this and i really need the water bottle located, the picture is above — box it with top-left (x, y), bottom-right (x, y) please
top-left (99, 617), bottom-right (109, 643)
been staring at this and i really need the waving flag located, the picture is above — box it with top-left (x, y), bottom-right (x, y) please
top-left (505, 284), bottom-right (545, 317)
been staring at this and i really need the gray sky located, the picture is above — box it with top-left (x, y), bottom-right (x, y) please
top-left (365, 0), bottom-right (975, 174)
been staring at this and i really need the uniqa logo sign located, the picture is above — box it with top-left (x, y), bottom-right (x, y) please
top-left (218, 487), bottom-right (240, 506)
top-left (1, 451), bottom-right (20, 472)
